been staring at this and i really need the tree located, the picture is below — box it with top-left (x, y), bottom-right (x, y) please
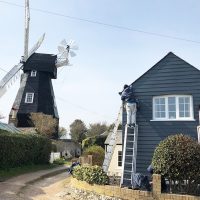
top-left (30, 112), bottom-right (58, 139)
top-left (58, 127), bottom-right (67, 138)
top-left (87, 122), bottom-right (108, 137)
top-left (70, 119), bottom-right (87, 143)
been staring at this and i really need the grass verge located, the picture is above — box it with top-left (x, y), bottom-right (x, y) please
top-left (0, 163), bottom-right (59, 181)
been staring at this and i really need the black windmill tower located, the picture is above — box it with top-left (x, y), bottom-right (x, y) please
top-left (0, 0), bottom-right (78, 136)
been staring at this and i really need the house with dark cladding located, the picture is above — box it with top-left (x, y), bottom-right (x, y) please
top-left (121, 52), bottom-right (200, 186)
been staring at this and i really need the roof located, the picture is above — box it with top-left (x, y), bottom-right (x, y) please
top-left (23, 53), bottom-right (57, 79)
top-left (0, 122), bottom-right (21, 133)
top-left (104, 130), bottom-right (122, 145)
top-left (131, 52), bottom-right (200, 86)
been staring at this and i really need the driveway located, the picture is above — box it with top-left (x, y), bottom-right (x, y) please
top-left (0, 166), bottom-right (69, 200)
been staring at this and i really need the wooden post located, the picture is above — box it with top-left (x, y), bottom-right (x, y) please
top-left (88, 155), bottom-right (93, 165)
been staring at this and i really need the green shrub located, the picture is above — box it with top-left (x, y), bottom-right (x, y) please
top-left (83, 145), bottom-right (105, 166)
top-left (0, 131), bottom-right (51, 169)
top-left (73, 165), bottom-right (109, 185)
top-left (152, 134), bottom-right (200, 194)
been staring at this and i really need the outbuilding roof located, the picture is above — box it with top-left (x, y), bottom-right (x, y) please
top-left (0, 122), bottom-right (21, 133)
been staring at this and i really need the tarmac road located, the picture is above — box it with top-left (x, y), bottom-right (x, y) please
top-left (0, 166), bottom-right (69, 200)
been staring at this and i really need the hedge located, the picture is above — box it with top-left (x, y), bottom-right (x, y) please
top-left (73, 165), bottom-right (109, 185)
top-left (0, 130), bottom-right (51, 168)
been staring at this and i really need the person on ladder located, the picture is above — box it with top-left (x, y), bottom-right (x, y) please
top-left (120, 84), bottom-right (138, 128)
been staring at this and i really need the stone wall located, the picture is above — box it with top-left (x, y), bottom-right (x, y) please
top-left (70, 174), bottom-right (200, 200)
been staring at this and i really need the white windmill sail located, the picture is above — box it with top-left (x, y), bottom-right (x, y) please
top-left (27, 33), bottom-right (45, 61)
top-left (23, 0), bottom-right (30, 61)
top-left (0, 63), bottom-right (22, 98)
top-left (56, 39), bottom-right (78, 68)
top-left (0, 0), bottom-right (45, 98)
top-left (0, 33), bottom-right (45, 98)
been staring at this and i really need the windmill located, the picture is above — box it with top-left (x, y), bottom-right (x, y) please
top-left (0, 0), bottom-right (77, 137)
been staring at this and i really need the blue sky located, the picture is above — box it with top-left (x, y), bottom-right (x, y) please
top-left (1, 0), bottom-right (200, 129)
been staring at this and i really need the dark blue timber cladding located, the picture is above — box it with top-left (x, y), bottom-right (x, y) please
top-left (122, 52), bottom-right (200, 177)
top-left (23, 53), bottom-right (57, 79)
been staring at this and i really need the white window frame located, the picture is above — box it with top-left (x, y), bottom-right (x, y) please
top-left (25, 93), bottom-right (34, 103)
top-left (31, 70), bottom-right (37, 77)
top-left (152, 95), bottom-right (194, 121)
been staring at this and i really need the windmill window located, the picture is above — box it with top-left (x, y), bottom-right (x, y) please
top-left (153, 95), bottom-right (194, 121)
top-left (118, 151), bottom-right (122, 167)
top-left (31, 70), bottom-right (37, 77)
top-left (25, 93), bottom-right (34, 103)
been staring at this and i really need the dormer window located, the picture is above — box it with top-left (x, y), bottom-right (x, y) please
top-left (31, 70), bottom-right (37, 77)
top-left (152, 95), bottom-right (194, 121)
top-left (25, 93), bottom-right (34, 103)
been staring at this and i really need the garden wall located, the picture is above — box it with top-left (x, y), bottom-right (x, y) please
top-left (71, 174), bottom-right (200, 200)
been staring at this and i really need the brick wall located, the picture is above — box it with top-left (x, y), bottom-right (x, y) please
top-left (70, 174), bottom-right (200, 200)
top-left (153, 174), bottom-right (200, 200)
top-left (70, 177), bottom-right (153, 200)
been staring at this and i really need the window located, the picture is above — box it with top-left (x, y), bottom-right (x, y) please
top-left (118, 151), bottom-right (122, 167)
top-left (31, 70), bottom-right (37, 77)
top-left (25, 93), bottom-right (34, 103)
top-left (153, 95), bottom-right (193, 120)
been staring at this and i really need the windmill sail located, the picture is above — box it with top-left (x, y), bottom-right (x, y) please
top-left (0, 63), bottom-right (23, 98)
top-left (27, 33), bottom-right (45, 60)
top-left (23, 0), bottom-right (30, 61)
top-left (56, 39), bottom-right (78, 67)
top-left (0, 32), bottom-right (45, 98)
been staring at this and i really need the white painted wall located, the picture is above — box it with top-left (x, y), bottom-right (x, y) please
top-left (108, 144), bottom-right (122, 176)
top-left (49, 152), bottom-right (60, 163)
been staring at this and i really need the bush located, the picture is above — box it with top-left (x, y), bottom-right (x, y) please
top-left (0, 130), bottom-right (51, 169)
top-left (73, 165), bottom-right (109, 185)
top-left (83, 145), bottom-right (105, 166)
top-left (152, 134), bottom-right (200, 194)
